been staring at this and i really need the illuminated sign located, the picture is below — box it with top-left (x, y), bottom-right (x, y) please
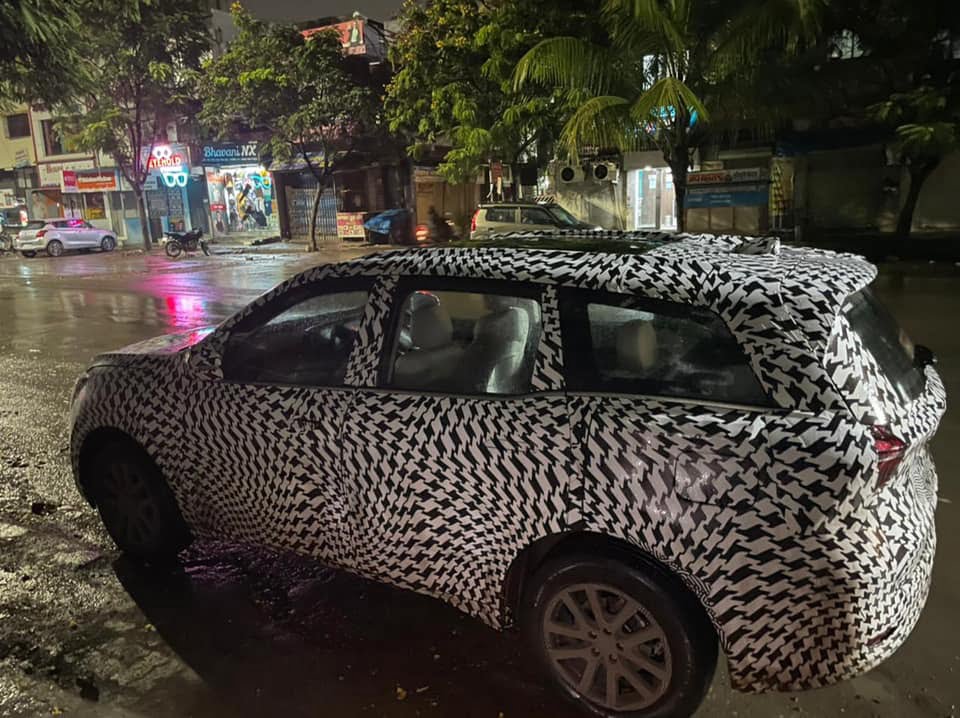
top-left (147, 145), bottom-right (185, 171)
top-left (144, 144), bottom-right (190, 188)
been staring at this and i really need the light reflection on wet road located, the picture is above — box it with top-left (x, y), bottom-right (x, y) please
top-left (0, 251), bottom-right (957, 717)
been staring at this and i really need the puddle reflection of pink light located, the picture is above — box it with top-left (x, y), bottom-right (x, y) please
top-left (165, 295), bottom-right (207, 328)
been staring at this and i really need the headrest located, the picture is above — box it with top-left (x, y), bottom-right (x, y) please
top-left (410, 303), bottom-right (453, 350)
top-left (616, 318), bottom-right (657, 372)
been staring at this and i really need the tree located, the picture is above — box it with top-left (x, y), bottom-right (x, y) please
top-left (55, 0), bottom-right (211, 250)
top-left (198, 4), bottom-right (379, 250)
top-left (870, 86), bottom-right (959, 237)
top-left (0, 0), bottom-right (109, 105)
top-left (385, 0), bottom-right (605, 189)
top-left (513, 0), bottom-right (824, 230)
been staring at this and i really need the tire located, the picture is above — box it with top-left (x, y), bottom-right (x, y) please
top-left (87, 440), bottom-right (192, 563)
top-left (522, 555), bottom-right (717, 718)
top-left (46, 239), bottom-right (64, 257)
top-left (21, 251), bottom-right (36, 258)
top-left (101, 235), bottom-right (116, 252)
top-left (164, 240), bottom-right (183, 258)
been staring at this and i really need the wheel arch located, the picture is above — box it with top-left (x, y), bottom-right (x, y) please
top-left (76, 426), bottom-right (148, 507)
top-left (501, 530), bottom-right (718, 635)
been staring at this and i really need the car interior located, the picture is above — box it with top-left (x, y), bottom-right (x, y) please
top-left (591, 306), bottom-right (768, 404)
top-left (390, 291), bottom-right (541, 395)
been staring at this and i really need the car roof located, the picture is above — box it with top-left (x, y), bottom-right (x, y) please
top-left (478, 202), bottom-right (555, 209)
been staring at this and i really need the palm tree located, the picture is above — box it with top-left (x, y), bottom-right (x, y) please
top-left (514, 0), bottom-right (824, 231)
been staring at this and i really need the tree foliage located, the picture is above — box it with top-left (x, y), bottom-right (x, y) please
top-left (198, 4), bottom-right (379, 248)
top-left (386, 0), bottom-right (605, 186)
top-left (53, 0), bottom-right (211, 249)
top-left (513, 0), bottom-right (826, 229)
top-left (0, 0), bottom-right (119, 105)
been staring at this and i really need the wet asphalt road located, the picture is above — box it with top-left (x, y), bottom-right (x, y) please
top-left (0, 247), bottom-right (958, 718)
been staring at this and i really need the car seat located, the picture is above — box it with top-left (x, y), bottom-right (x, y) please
top-left (461, 296), bottom-right (531, 394)
top-left (615, 318), bottom-right (658, 375)
top-left (393, 303), bottom-right (464, 389)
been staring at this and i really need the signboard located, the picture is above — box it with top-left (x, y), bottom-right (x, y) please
top-left (75, 169), bottom-right (118, 192)
top-left (13, 149), bottom-right (31, 169)
top-left (302, 17), bottom-right (365, 55)
top-left (688, 168), bottom-right (769, 185)
top-left (38, 159), bottom-right (95, 188)
top-left (336, 212), bottom-right (366, 239)
top-left (685, 184), bottom-right (769, 208)
top-left (413, 166), bottom-right (443, 183)
top-left (62, 170), bottom-right (79, 193)
top-left (201, 141), bottom-right (259, 167)
top-left (142, 143), bottom-right (190, 188)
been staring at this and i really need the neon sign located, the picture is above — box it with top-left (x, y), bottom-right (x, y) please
top-left (148, 145), bottom-right (189, 187)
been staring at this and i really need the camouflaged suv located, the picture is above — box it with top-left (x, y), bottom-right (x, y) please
top-left (70, 231), bottom-right (945, 717)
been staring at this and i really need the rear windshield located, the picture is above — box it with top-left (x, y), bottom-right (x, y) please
top-left (25, 220), bottom-right (46, 229)
top-left (844, 288), bottom-right (924, 403)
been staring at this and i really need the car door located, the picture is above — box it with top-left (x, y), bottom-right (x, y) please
top-left (340, 277), bottom-right (575, 624)
top-left (62, 219), bottom-right (88, 247)
top-left (481, 206), bottom-right (519, 237)
top-left (558, 287), bottom-right (783, 570)
top-left (78, 220), bottom-right (100, 247)
top-left (180, 275), bottom-right (377, 566)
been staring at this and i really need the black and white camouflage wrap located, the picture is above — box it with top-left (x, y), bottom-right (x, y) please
top-left (70, 231), bottom-right (945, 694)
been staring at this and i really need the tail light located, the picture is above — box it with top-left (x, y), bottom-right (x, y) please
top-left (470, 209), bottom-right (480, 233)
top-left (871, 425), bottom-right (906, 489)
top-left (415, 224), bottom-right (429, 242)
top-left (36, 229), bottom-right (47, 238)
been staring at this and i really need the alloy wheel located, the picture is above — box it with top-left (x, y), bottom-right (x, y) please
top-left (101, 236), bottom-right (116, 251)
top-left (97, 461), bottom-right (163, 550)
top-left (47, 240), bottom-right (63, 257)
top-left (542, 582), bottom-right (672, 712)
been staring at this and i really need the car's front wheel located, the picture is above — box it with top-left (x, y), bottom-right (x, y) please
top-left (100, 235), bottom-right (117, 252)
top-left (523, 555), bottom-right (717, 718)
top-left (88, 441), bottom-right (192, 563)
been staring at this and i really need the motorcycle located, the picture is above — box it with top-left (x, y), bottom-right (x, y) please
top-left (164, 228), bottom-right (209, 258)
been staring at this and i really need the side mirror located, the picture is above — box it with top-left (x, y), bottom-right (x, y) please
top-left (914, 344), bottom-right (936, 368)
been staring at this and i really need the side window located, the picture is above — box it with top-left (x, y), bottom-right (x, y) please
top-left (484, 207), bottom-right (516, 224)
top-left (520, 207), bottom-right (554, 225)
top-left (222, 289), bottom-right (369, 387)
top-left (561, 289), bottom-right (770, 405)
top-left (53, 221), bottom-right (70, 228)
top-left (383, 286), bottom-right (542, 396)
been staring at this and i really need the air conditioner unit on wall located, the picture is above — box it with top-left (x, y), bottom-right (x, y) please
top-left (558, 165), bottom-right (584, 183)
top-left (591, 161), bottom-right (619, 182)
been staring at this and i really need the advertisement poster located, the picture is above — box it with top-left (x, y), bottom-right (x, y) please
top-left (336, 212), bottom-right (366, 239)
top-left (302, 18), bottom-right (365, 54)
top-left (62, 170), bottom-right (79, 193)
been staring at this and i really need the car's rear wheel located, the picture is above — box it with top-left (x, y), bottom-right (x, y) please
top-left (21, 251), bottom-right (36, 258)
top-left (46, 239), bottom-right (64, 257)
top-left (523, 556), bottom-right (717, 718)
top-left (88, 441), bottom-right (191, 563)
top-left (101, 235), bottom-right (116, 252)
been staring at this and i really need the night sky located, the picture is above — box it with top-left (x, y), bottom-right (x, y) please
top-left (240, 0), bottom-right (402, 22)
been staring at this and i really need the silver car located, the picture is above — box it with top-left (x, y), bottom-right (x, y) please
top-left (15, 217), bottom-right (118, 258)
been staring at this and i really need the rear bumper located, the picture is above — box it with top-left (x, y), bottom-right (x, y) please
top-left (723, 449), bottom-right (938, 692)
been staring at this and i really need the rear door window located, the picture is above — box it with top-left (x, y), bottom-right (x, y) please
top-left (484, 207), bottom-right (516, 224)
top-left (843, 288), bottom-right (924, 403)
top-left (560, 288), bottom-right (771, 405)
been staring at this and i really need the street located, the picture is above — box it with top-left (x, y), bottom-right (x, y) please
top-left (0, 248), bottom-right (958, 718)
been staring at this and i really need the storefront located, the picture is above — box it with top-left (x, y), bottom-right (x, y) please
top-left (30, 159), bottom-right (120, 232)
top-left (200, 141), bottom-right (276, 237)
top-left (684, 168), bottom-right (770, 235)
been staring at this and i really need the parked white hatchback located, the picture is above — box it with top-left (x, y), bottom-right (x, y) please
top-left (16, 217), bottom-right (118, 258)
